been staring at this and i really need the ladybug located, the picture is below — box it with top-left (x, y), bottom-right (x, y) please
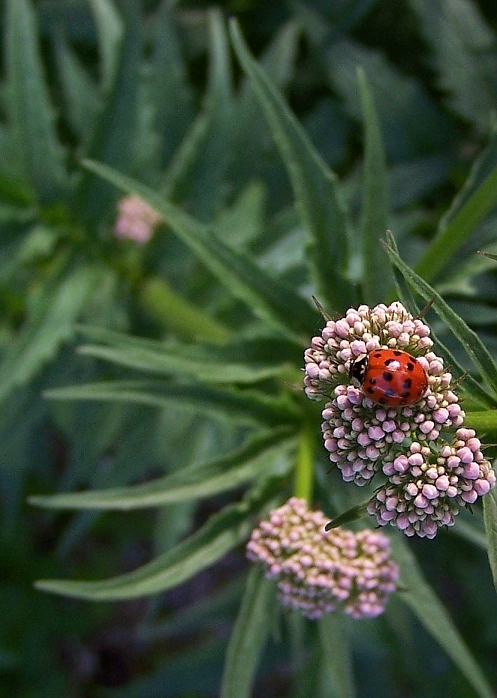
top-left (350, 349), bottom-right (428, 407)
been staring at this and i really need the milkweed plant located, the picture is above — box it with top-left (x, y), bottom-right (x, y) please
top-left (5, 0), bottom-right (497, 696)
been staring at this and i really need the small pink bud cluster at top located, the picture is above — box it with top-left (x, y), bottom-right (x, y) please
top-left (114, 195), bottom-right (162, 244)
top-left (246, 497), bottom-right (399, 620)
top-left (303, 301), bottom-right (495, 538)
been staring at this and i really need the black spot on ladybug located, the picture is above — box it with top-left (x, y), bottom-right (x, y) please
top-left (385, 388), bottom-right (397, 398)
top-left (406, 362), bottom-right (415, 371)
top-left (403, 379), bottom-right (412, 389)
top-left (393, 350), bottom-right (402, 356)
top-left (382, 372), bottom-right (394, 382)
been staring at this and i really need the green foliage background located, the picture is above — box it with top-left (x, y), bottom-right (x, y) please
top-left (3, 0), bottom-right (497, 696)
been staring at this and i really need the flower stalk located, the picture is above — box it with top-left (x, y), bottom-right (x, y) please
top-left (294, 425), bottom-right (315, 504)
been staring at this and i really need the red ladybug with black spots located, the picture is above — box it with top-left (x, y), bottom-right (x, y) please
top-left (350, 348), bottom-right (428, 407)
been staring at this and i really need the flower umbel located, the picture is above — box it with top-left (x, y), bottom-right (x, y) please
top-left (303, 301), bottom-right (496, 538)
top-left (114, 195), bottom-right (162, 244)
top-left (246, 497), bottom-right (399, 619)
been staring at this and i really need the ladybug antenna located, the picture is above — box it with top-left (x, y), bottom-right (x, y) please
top-left (312, 296), bottom-right (332, 321)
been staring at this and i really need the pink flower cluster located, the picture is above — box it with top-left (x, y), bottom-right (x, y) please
top-left (247, 497), bottom-right (399, 619)
top-left (368, 429), bottom-right (496, 538)
top-left (303, 302), bottom-right (496, 538)
top-left (114, 195), bottom-right (162, 244)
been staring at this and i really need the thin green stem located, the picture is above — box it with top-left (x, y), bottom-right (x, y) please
top-left (294, 424), bottom-right (315, 503)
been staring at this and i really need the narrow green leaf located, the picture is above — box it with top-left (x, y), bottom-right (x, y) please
top-left (317, 614), bottom-right (355, 698)
top-left (164, 8), bottom-right (234, 221)
top-left (357, 67), bottom-right (392, 304)
top-left (5, 0), bottom-right (66, 201)
top-left (229, 20), bottom-right (355, 311)
top-left (206, 8), bottom-right (233, 111)
top-left (464, 410), bottom-right (497, 435)
top-left (415, 161), bottom-right (497, 282)
top-left (220, 567), bottom-right (275, 698)
top-left (147, 0), bottom-right (194, 165)
top-left (392, 535), bottom-right (493, 698)
top-left (79, 323), bottom-right (301, 368)
top-left (88, 0), bottom-right (124, 93)
top-left (229, 20), bottom-right (300, 190)
top-left (82, 159), bottom-right (316, 340)
top-left (324, 35), bottom-right (451, 159)
top-left (34, 497), bottom-right (271, 600)
top-left (0, 265), bottom-right (102, 404)
top-left (44, 380), bottom-right (300, 427)
top-left (383, 239), bottom-right (497, 401)
top-left (52, 30), bottom-right (100, 144)
top-left (453, 515), bottom-right (488, 550)
top-left (410, 0), bottom-right (494, 134)
top-left (78, 343), bottom-right (286, 384)
top-left (386, 231), bottom-right (497, 409)
top-left (76, 0), bottom-right (140, 226)
top-left (74, 324), bottom-right (285, 384)
top-left (29, 427), bottom-right (295, 510)
top-left (483, 490), bottom-right (497, 592)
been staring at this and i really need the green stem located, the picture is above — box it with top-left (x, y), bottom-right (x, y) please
top-left (294, 425), bottom-right (315, 503)
top-left (139, 276), bottom-right (232, 344)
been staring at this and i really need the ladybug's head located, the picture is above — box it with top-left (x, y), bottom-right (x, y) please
top-left (349, 355), bottom-right (368, 385)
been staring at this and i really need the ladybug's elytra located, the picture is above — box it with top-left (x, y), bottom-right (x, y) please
top-left (350, 349), bottom-right (428, 407)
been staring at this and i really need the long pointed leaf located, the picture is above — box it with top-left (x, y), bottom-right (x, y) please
top-left (229, 21), bottom-right (300, 192)
top-left (78, 344), bottom-right (287, 384)
top-left (82, 159), bottom-right (316, 340)
top-left (52, 30), bottom-right (100, 145)
top-left (392, 535), bottom-right (493, 698)
top-left (386, 232), bottom-right (497, 409)
top-left (0, 265), bottom-right (102, 404)
top-left (229, 20), bottom-right (355, 311)
top-left (74, 324), bottom-right (288, 384)
top-left (44, 380), bottom-right (300, 427)
top-left (76, 0), bottom-right (140, 226)
top-left (164, 9), bottom-right (234, 221)
top-left (220, 567), bottom-right (275, 698)
top-left (148, 0), bottom-right (194, 166)
top-left (29, 427), bottom-right (295, 510)
top-left (34, 495), bottom-right (277, 600)
top-left (415, 161), bottom-right (497, 282)
top-left (357, 67), bottom-right (391, 304)
top-left (89, 0), bottom-right (124, 93)
top-left (317, 614), bottom-right (355, 698)
top-left (483, 490), bottom-right (497, 592)
top-left (410, 0), bottom-right (494, 135)
top-left (383, 238), bottom-right (497, 401)
top-left (5, 0), bottom-right (66, 200)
